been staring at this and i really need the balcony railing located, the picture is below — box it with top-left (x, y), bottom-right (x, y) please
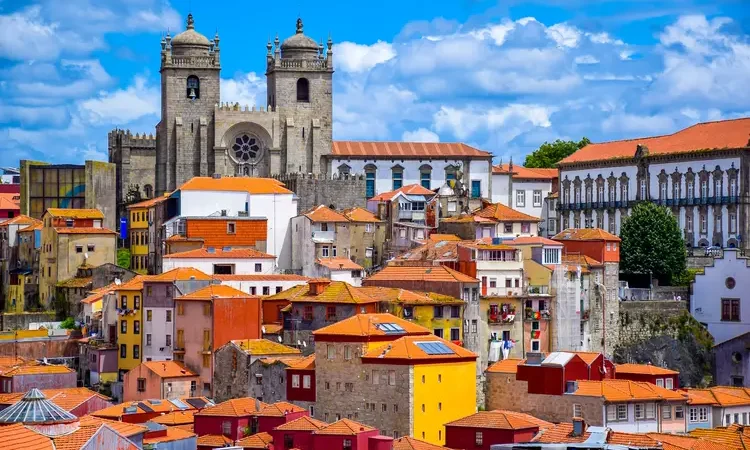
top-left (524, 308), bottom-right (551, 320)
top-left (488, 309), bottom-right (516, 325)
top-left (559, 196), bottom-right (742, 211)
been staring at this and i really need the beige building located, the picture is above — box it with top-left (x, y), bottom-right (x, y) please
top-left (39, 209), bottom-right (116, 308)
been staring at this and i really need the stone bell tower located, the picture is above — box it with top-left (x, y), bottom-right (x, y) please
top-left (156, 13), bottom-right (221, 195)
top-left (266, 18), bottom-right (334, 175)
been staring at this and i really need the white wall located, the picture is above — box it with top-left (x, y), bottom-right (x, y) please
top-left (328, 269), bottom-right (362, 287)
top-left (510, 180), bottom-right (552, 220)
top-left (162, 257), bottom-right (275, 275)
top-left (491, 173), bottom-right (512, 204)
top-left (604, 402), bottom-right (660, 433)
top-left (218, 278), bottom-right (309, 296)
top-left (179, 190), bottom-right (249, 217)
top-left (691, 249), bottom-right (750, 344)
top-left (720, 405), bottom-right (750, 426)
top-left (143, 306), bottom-right (173, 362)
top-left (495, 221), bottom-right (539, 239)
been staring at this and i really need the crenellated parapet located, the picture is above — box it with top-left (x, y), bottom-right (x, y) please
top-left (215, 103), bottom-right (277, 113)
top-left (108, 129), bottom-right (157, 151)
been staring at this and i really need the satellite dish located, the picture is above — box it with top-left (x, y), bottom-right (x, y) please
top-left (277, 336), bottom-right (282, 343)
top-left (115, 278), bottom-right (122, 285)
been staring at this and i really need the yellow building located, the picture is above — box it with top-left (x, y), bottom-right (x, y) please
top-left (312, 313), bottom-right (477, 446)
top-left (115, 276), bottom-right (148, 373)
top-left (126, 202), bottom-right (149, 274)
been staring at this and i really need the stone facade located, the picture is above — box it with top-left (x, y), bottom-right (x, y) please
top-left (588, 262), bottom-right (621, 357)
top-left (314, 341), bottom-right (412, 438)
top-left (213, 342), bottom-right (252, 403)
top-left (276, 173), bottom-right (366, 214)
top-left (618, 300), bottom-right (688, 346)
top-left (248, 359), bottom-right (291, 404)
top-left (107, 131), bottom-right (156, 215)
top-left (282, 302), bottom-right (375, 352)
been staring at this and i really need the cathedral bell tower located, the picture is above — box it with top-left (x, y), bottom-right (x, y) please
top-left (157, 13), bottom-right (221, 195)
top-left (266, 18), bottom-right (334, 175)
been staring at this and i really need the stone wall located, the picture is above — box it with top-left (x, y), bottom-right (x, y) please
top-left (275, 173), bottom-right (366, 213)
top-left (618, 301), bottom-right (688, 346)
top-left (85, 161), bottom-right (118, 231)
top-left (248, 359), bottom-right (289, 405)
top-left (314, 341), bottom-right (412, 438)
top-left (0, 311), bottom-right (56, 331)
top-left (486, 372), bottom-right (604, 424)
top-left (213, 343), bottom-right (250, 403)
top-left (0, 335), bottom-right (80, 358)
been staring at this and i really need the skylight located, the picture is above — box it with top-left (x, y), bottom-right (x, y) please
top-left (416, 341), bottom-right (455, 355)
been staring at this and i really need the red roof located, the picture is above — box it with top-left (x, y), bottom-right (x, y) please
top-left (333, 141), bottom-right (491, 158)
top-left (165, 247), bottom-right (275, 259)
top-left (493, 164), bottom-right (559, 180)
top-left (303, 205), bottom-right (349, 223)
top-left (369, 184), bottom-right (436, 202)
top-left (316, 258), bottom-right (364, 271)
top-left (553, 228), bottom-right (621, 242)
top-left (560, 117), bottom-right (750, 165)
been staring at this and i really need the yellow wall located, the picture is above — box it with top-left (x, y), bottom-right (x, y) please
top-left (0, 329), bottom-right (48, 340)
top-left (391, 303), bottom-right (464, 342)
top-left (129, 207), bottom-right (149, 274)
top-left (116, 289), bottom-right (144, 371)
top-left (99, 372), bottom-right (118, 383)
top-left (6, 275), bottom-right (27, 313)
top-left (524, 259), bottom-right (552, 291)
top-left (413, 361), bottom-right (477, 445)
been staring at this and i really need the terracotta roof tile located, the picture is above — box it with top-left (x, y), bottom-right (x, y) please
top-left (428, 234), bottom-right (461, 241)
top-left (274, 415), bottom-right (327, 431)
top-left (142, 361), bottom-right (197, 378)
top-left (560, 117), bottom-right (750, 165)
top-left (553, 228), bottom-right (621, 241)
top-left (0, 422), bottom-right (54, 450)
top-left (358, 287), bottom-right (463, 305)
top-left (150, 410), bottom-right (195, 426)
top-left (446, 410), bottom-right (553, 430)
top-left (316, 258), bottom-right (364, 271)
top-left (54, 227), bottom-right (117, 235)
top-left (126, 195), bottom-right (169, 209)
top-left (562, 254), bottom-right (602, 267)
top-left (574, 380), bottom-right (687, 402)
top-left (143, 426), bottom-right (196, 444)
top-left (393, 436), bottom-right (452, 450)
top-left (474, 203), bottom-right (540, 222)
top-left (486, 358), bottom-right (526, 374)
top-left (682, 389), bottom-right (718, 406)
top-left (493, 164), bottom-right (559, 180)
top-left (213, 274), bottom-right (310, 281)
top-left (341, 207), bottom-right (382, 223)
top-left (267, 281), bottom-right (379, 304)
top-left (570, 352), bottom-right (603, 365)
top-left (684, 387), bottom-right (750, 407)
top-left (165, 247), bottom-right (275, 259)
top-left (285, 355), bottom-right (316, 370)
top-left (689, 424), bottom-right (750, 449)
top-left (362, 335), bottom-right (477, 363)
top-left (235, 431), bottom-right (273, 449)
top-left (506, 236), bottom-right (563, 246)
top-left (313, 313), bottom-right (431, 339)
top-left (303, 205), bottom-right (349, 222)
top-left (261, 324), bottom-right (283, 334)
top-left (0, 215), bottom-right (40, 227)
top-left (196, 398), bottom-right (268, 417)
top-left (366, 265), bottom-right (478, 283)
top-left (396, 240), bottom-right (461, 261)
top-left (314, 418), bottom-right (376, 435)
top-left (77, 415), bottom-right (148, 437)
top-left (150, 267), bottom-right (213, 281)
top-left (177, 284), bottom-right (259, 301)
top-left (231, 339), bottom-right (301, 355)
top-left (177, 177), bottom-right (292, 194)
top-left (616, 363), bottom-right (678, 376)
top-left (197, 434), bottom-right (235, 447)
top-left (333, 141), bottom-right (491, 158)
top-left (1, 364), bottom-right (74, 376)
top-left (257, 402), bottom-right (306, 417)
top-left (369, 184), bottom-right (436, 202)
top-left (534, 423), bottom-right (660, 446)
top-left (647, 433), bottom-right (728, 450)
top-left (45, 208), bottom-right (104, 219)
top-left (18, 222), bottom-right (43, 232)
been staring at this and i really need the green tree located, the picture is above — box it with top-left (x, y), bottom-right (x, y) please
top-left (117, 248), bottom-right (131, 269)
top-left (59, 317), bottom-right (78, 330)
top-left (523, 137), bottom-right (591, 168)
top-left (620, 202), bottom-right (686, 285)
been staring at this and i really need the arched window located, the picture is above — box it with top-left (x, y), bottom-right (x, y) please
top-left (187, 76), bottom-right (200, 99)
top-left (445, 165), bottom-right (458, 183)
top-left (337, 164), bottom-right (351, 176)
top-left (419, 165), bottom-right (432, 189)
top-left (365, 164), bottom-right (377, 199)
top-left (296, 78), bottom-right (309, 102)
top-left (143, 184), bottom-right (153, 199)
top-left (392, 165), bottom-right (404, 190)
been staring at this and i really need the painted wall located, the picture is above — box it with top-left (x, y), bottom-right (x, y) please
top-left (122, 363), bottom-right (198, 402)
top-left (445, 425), bottom-right (538, 450)
top-left (287, 368), bottom-right (316, 403)
top-left (2, 371), bottom-right (76, 392)
top-left (194, 415), bottom-right (250, 441)
top-left (116, 289), bottom-right (144, 372)
top-left (218, 279), bottom-right (308, 298)
top-left (162, 257), bottom-right (275, 275)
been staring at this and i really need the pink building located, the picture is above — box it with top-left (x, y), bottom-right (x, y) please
top-left (123, 361), bottom-right (199, 402)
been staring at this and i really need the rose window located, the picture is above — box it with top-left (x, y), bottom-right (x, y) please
top-left (232, 134), bottom-right (261, 162)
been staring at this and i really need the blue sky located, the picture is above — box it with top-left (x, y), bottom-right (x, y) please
top-left (1, 0), bottom-right (748, 168)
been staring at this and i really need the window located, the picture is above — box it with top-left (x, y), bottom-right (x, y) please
top-left (686, 215), bottom-right (693, 232)
top-left (120, 320), bottom-right (127, 334)
top-left (202, 354), bottom-right (210, 368)
top-left (475, 431), bottom-right (483, 446)
top-left (533, 189), bottom-right (542, 207)
top-left (701, 180), bottom-right (708, 199)
top-left (731, 213), bottom-right (737, 233)
top-left (722, 298), bottom-right (740, 321)
top-left (573, 404), bottom-right (582, 418)
top-left (284, 434), bottom-right (294, 449)
top-left (450, 328), bottom-right (460, 341)
top-left (120, 344), bottom-right (127, 358)
top-left (87, 244), bottom-right (95, 252)
top-left (617, 404), bottom-right (627, 420)
top-left (303, 305), bottom-right (313, 321)
top-left (531, 340), bottom-right (540, 351)
top-left (121, 295), bottom-right (127, 309)
top-left (166, 310), bottom-right (172, 322)
top-left (292, 374), bottom-right (300, 388)
top-left (137, 378), bottom-right (146, 392)
top-left (366, 169), bottom-right (376, 199)
top-left (222, 421), bottom-right (231, 436)
top-left (675, 406), bottom-right (684, 419)
top-left (516, 190), bottom-right (525, 207)
top-left (303, 375), bottom-right (311, 389)
top-left (133, 345), bottom-right (140, 359)
top-left (640, 179), bottom-right (647, 199)
top-left (433, 328), bottom-right (444, 338)
top-left (665, 378), bottom-right (673, 389)
top-left (448, 200), bottom-right (457, 212)
top-left (146, 310), bottom-right (152, 321)
top-left (76, 245), bottom-right (83, 253)
top-left (700, 214), bottom-right (707, 233)
top-left (327, 344), bottom-right (335, 360)
top-left (166, 335), bottom-right (171, 347)
top-left (343, 439), bottom-right (353, 450)
top-left (433, 306), bottom-right (444, 318)
top-left (471, 180), bottom-right (481, 198)
top-left (322, 246), bottom-right (329, 257)
top-left (504, 223), bottom-right (513, 233)
top-left (450, 305), bottom-right (460, 318)
top-left (262, 286), bottom-right (270, 295)
top-left (186, 75), bottom-right (200, 99)
top-left (344, 345), bottom-right (352, 360)
top-left (134, 321), bottom-right (140, 334)
top-left (392, 167), bottom-right (403, 190)
top-left (203, 303), bottom-right (211, 316)
top-left (227, 222), bottom-right (236, 234)
top-left (662, 405), bottom-right (672, 419)
top-left (134, 296), bottom-right (140, 310)
top-left (372, 370), bottom-right (379, 385)
top-left (296, 78), bottom-right (309, 102)
top-left (635, 404), bottom-right (645, 420)
top-left (699, 407), bottom-right (709, 422)
top-left (656, 378), bottom-right (664, 388)
top-left (645, 403), bottom-right (655, 419)
top-left (420, 167), bottom-right (431, 189)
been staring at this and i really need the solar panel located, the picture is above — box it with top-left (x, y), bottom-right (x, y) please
top-left (376, 323), bottom-right (405, 334)
top-left (138, 402), bottom-right (154, 413)
top-left (416, 341), bottom-right (455, 355)
top-left (123, 406), bottom-right (138, 414)
top-left (185, 398), bottom-right (207, 409)
top-left (149, 399), bottom-right (162, 405)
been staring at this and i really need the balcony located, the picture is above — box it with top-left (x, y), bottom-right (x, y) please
top-left (524, 308), bottom-right (551, 321)
top-left (312, 230), bottom-right (335, 243)
top-left (488, 309), bottom-right (516, 325)
top-left (398, 210), bottom-right (426, 221)
top-left (527, 286), bottom-right (550, 295)
top-left (484, 286), bottom-right (524, 297)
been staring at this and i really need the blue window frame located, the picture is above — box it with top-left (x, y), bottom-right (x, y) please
top-left (366, 172), bottom-right (376, 199)
top-left (392, 170), bottom-right (403, 190)
top-left (471, 180), bottom-right (481, 198)
top-left (421, 172), bottom-right (430, 189)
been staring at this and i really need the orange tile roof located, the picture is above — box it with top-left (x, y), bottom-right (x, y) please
top-left (303, 204), bottom-right (349, 222)
top-left (150, 267), bottom-right (213, 281)
top-left (0, 364), bottom-right (74, 376)
top-left (54, 227), bottom-right (117, 235)
top-left (214, 274), bottom-right (310, 281)
top-left (18, 222), bottom-right (43, 232)
top-left (474, 202), bottom-right (540, 222)
top-left (165, 247), bottom-right (275, 259)
top-left (274, 415), bottom-right (328, 431)
top-left (177, 177), bottom-right (293, 194)
top-left (0, 422), bottom-right (54, 450)
top-left (266, 281), bottom-right (379, 304)
top-left (0, 215), bottom-right (39, 227)
top-left (506, 236), bottom-right (563, 246)
top-left (486, 358), bottom-right (526, 374)
top-left (126, 195), bottom-right (169, 209)
top-left (235, 431), bottom-right (273, 449)
top-left (689, 424), bottom-right (750, 449)
top-left (366, 264), bottom-right (478, 283)
top-left (553, 228), bottom-right (621, 242)
top-left (616, 363), bottom-right (678, 376)
top-left (177, 284), bottom-right (258, 301)
top-left (359, 286), bottom-right (463, 305)
top-left (446, 410), bottom-right (553, 430)
top-left (150, 410), bottom-right (195, 426)
top-left (571, 352), bottom-right (603, 365)
top-left (369, 184), bottom-right (436, 202)
top-left (439, 214), bottom-right (496, 224)
top-left (362, 335), bottom-right (477, 363)
top-left (142, 361), bottom-right (197, 378)
top-left (560, 118), bottom-right (750, 165)
top-left (562, 253), bottom-right (602, 267)
top-left (261, 323), bottom-right (283, 334)
top-left (80, 284), bottom-right (114, 304)
top-left (231, 339), bottom-right (301, 356)
top-left (493, 164), bottom-right (559, 180)
top-left (393, 436), bottom-right (452, 450)
top-left (45, 208), bottom-right (104, 219)
top-left (143, 426), bottom-right (196, 444)
top-left (315, 418), bottom-right (376, 435)
top-left (0, 388), bottom-right (111, 412)
top-left (647, 433), bottom-right (728, 450)
top-left (684, 387), bottom-right (750, 407)
top-left (166, 234), bottom-right (204, 242)
top-left (573, 380), bottom-right (687, 402)
top-left (197, 434), bottom-right (235, 447)
top-left (257, 402), bottom-right (306, 417)
top-left (428, 234), bottom-right (461, 241)
top-left (534, 422), bottom-right (659, 446)
top-left (333, 141), bottom-right (491, 158)
top-left (114, 275), bottom-right (153, 291)
top-left (313, 313), bottom-right (431, 339)
top-left (0, 193), bottom-right (19, 211)
top-left (90, 398), bottom-right (203, 419)
top-left (316, 258), bottom-right (364, 271)
top-left (682, 389), bottom-right (718, 406)
top-left (196, 398), bottom-right (268, 417)
top-left (396, 240), bottom-right (461, 261)
top-left (341, 207), bottom-right (382, 223)
top-left (77, 415), bottom-right (148, 437)
top-left (286, 355), bottom-right (316, 370)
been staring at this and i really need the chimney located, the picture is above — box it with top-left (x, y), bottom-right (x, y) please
top-left (572, 417), bottom-right (586, 436)
top-left (308, 279), bottom-right (331, 295)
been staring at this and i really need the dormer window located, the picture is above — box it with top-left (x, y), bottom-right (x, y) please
top-left (296, 78), bottom-right (309, 102)
top-left (187, 76), bottom-right (200, 99)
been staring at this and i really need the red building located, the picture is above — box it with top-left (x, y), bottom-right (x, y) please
top-left (287, 355), bottom-right (316, 403)
top-left (516, 352), bottom-right (592, 395)
top-left (194, 398), bottom-right (308, 441)
top-left (313, 418), bottom-right (381, 450)
top-left (271, 415), bottom-right (328, 450)
top-left (445, 410), bottom-right (553, 450)
top-left (614, 363), bottom-right (680, 389)
top-left (552, 228), bottom-right (620, 263)
top-left (0, 363), bottom-right (76, 393)
top-left (574, 352), bottom-right (616, 381)
top-left (0, 193), bottom-right (20, 219)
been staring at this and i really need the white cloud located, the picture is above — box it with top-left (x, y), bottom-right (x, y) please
top-left (402, 128), bottom-right (439, 143)
top-left (221, 72), bottom-right (267, 108)
top-left (546, 23), bottom-right (581, 48)
top-left (575, 55), bottom-right (600, 64)
top-left (434, 104), bottom-right (555, 141)
top-left (79, 75), bottom-right (159, 124)
top-left (335, 41), bottom-right (396, 73)
top-left (0, 6), bottom-right (61, 60)
top-left (659, 15), bottom-right (732, 55)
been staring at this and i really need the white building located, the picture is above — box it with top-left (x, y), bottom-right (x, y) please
top-left (169, 176), bottom-right (297, 268)
top-left (162, 247), bottom-right (277, 275)
top-left (314, 258), bottom-right (364, 286)
top-left (214, 273), bottom-right (310, 296)
top-left (557, 118), bottom-right (750, 248)
top-left (492, 164), bottom-right (558, 236)
top-left (691, 248), bottom-right (750, 345)
top-left (331, 141), bottom-right (493, 199)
